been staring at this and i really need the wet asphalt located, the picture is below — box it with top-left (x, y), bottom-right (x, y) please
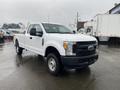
top-left (0, 42), bottom-right (120, 90)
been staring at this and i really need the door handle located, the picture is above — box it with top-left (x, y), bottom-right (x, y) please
top-left (30, 37), bottom-right (32, 39)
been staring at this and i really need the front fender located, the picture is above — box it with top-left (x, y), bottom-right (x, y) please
top-left (43, 41), bottom-right (65, 56)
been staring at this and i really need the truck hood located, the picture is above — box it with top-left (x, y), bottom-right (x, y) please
top-left (47, 33), bottom-right (97, 42)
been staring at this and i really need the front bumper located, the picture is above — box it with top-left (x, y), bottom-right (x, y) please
top-left (61, 54), bottom-right (98, 68)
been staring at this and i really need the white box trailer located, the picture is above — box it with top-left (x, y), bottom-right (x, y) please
top-left (84, 14), bottom-right (120, 41)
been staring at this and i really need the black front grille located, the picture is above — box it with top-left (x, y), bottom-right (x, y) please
top-left (77, 41), bottom-right (96, 46)
top-left (73, 41), bottom-right (97, 56)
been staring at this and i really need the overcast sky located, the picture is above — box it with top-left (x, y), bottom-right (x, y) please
top-left (0, 0), bottom-right (120, 27)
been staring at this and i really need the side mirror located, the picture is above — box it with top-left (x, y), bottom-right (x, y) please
top-left (30, 28), bottom-right (36, 36)
top-left (36, 31), bottom-right (43, 37)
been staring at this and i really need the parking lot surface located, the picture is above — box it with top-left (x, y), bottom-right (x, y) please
top-left (0, 42), bottom-right (120, 90)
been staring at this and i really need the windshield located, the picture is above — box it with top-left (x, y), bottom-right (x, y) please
top-left (42, 23), bottom-right (73, 34)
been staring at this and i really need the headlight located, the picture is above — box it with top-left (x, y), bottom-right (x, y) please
top-left (63, 41), bottom-right (76, 55)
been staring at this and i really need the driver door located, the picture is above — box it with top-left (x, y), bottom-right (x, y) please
top-left (30, 24), bottom-right (43, 55)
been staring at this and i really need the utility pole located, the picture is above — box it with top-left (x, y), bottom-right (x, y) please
top-left (76, 12), bottom-right (79, 31)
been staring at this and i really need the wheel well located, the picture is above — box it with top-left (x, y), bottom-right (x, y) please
top-left (45, 46), bottom-right (60, 58)
top-left (95, 37), bottom-right (99, 42)
top-left (15, 39), bottom-right (24, 49)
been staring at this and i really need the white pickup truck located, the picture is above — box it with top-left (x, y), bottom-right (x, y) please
top-left (14, 23), bottom-right (98, 75)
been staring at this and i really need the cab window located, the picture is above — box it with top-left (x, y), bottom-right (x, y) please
top-left (27, 24), bottom-right (34, 34)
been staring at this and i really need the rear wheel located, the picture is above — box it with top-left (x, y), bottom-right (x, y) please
top-left (15, 41), bottom-right (23, 55)
top-left (47, 53), bottom-right (63, 76)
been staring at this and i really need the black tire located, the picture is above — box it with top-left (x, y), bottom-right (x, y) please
top-left (47, 53), bottom-right (63, 76)
top-left (15, 41), bottom-right (23, 55)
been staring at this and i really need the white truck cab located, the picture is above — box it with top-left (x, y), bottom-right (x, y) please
top-left (14, 23), bottom-right (98, 75)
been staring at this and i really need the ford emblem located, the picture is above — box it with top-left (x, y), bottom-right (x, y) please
top-left (88, 45), bottom-right (94, 51)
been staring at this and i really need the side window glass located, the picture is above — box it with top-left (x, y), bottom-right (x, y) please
top-left (28, 24), bottom-right (34, 34)
top-left (34, 24), bottom-right (42, 32)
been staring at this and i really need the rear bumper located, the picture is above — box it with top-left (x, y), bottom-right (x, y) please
top-left (61, 54), bottom-right (98, 68)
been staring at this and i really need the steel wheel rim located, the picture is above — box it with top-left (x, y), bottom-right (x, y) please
top-left (48, 57), bottom-right (56, 72)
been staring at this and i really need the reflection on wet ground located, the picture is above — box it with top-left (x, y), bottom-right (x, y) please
top-left (0, 42), bottom-right (120, 90)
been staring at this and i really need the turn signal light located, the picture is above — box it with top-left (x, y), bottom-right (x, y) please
top-left (63, 42), bottom-right (68, 49)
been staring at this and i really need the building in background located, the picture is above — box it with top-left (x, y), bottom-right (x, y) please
top-left (77, 21), bottom-right (86, 31)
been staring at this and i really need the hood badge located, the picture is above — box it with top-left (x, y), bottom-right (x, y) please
top-left (88, 45), bottom-right (94, 51)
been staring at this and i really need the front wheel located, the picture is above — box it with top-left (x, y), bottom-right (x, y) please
top-left (47, 53), bottom-right (63, 76)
